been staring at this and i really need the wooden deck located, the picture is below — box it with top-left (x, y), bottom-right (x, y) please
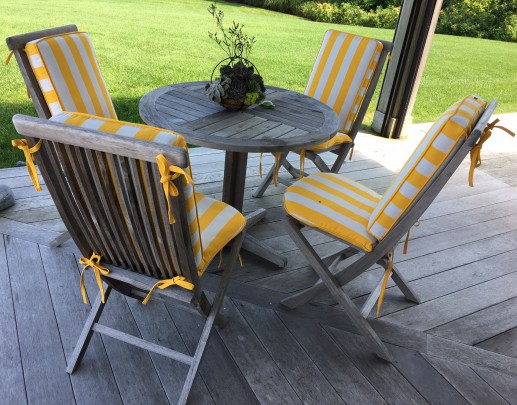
top-left (1, 128), bottom-right (517, 404)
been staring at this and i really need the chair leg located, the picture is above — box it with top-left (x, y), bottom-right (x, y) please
top-left (360, 274), bottom-right (385, 318)
top-left (391, 265), bottom-right (421, 303)
top-left (49, 231), bottom-right (71, 248)
top-left (252, 164), bottom-right (275, 198)
top-left (281, 157), bottom-right (300, 178)
top-left (331, 143), bottom-right (352, 173)
top-left (284, 218), bottom-right (392, 362)
top-left (311, 153), bottom-right (331, 172)
top-left (178, 231), bottom-right (246, 405)
top-left (66, 286), bottom-right (112, 373)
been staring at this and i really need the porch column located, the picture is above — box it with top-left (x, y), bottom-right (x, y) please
top-left (372, 0), bottom-right (443, 139)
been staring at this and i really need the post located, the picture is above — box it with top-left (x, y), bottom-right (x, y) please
top-left (372, 0), bottom-right (443, 139)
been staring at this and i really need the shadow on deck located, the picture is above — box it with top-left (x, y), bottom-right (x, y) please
top-left (1, 135), bottom-right (517, 404)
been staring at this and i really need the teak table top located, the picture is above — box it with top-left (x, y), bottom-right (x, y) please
top-left (139, 81), bottom-right (339, 153)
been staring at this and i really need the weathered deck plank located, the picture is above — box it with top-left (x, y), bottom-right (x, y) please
top-left (0, 236), bottom-right (27, 405)
top-left (5, 236), bottom-right (75, 404)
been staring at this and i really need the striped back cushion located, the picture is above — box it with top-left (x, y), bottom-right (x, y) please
top-left (25, 32), bottom-right (117, 119)
top-left (367, 95), bottom-right (486, 240)
top-left (50, 112), bottom-right (205, 269)
top-left (305, 30), bottom-right (383, 134)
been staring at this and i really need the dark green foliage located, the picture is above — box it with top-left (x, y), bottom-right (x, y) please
top-left (437, 0), bottom-right (517, 42)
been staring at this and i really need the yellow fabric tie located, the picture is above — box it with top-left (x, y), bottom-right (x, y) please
top-left (273, 152), bottom-right (282, 187)
top-left (79, 253), bottom-right (110, 305)
top-left (299, 150), bottom-right (306, 179)
top-left (348, 145), bottom-right (354, 160)
top-left (469, 119), bottom-right (515, 187)
top-left (156, 154), bottom-right (194, 224)
top-left (259, 153), bottom-right (263, 178)
top-left (376, 249), bottom-right (394, 318)
top-left (142, 276), bottom-right (195, 304)
top-left (5, 50), bottom-right (13, 65)
top-left (12, 138), bottom-right (43, 191)
top-left (403, 221), bottom-right (420, 254)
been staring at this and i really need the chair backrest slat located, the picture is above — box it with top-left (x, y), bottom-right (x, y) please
top-left (12, 115), bottom-right (200, 288)
top-left (93, 151), bottom-right (143, 269)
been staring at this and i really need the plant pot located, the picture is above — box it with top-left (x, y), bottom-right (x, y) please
top-left (220, 98), bottom-right (249, 111)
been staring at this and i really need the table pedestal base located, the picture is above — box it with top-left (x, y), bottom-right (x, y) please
top-left (223, 152), bottom-right (287, 268)
top-left (243, 209), bottom-right (288, 268)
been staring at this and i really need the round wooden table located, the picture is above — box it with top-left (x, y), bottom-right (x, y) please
top-left (140, 81), bottom-right (339, 267)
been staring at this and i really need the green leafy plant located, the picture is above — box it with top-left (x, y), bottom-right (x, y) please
top-left (206, 3), bottom-right (266, 109)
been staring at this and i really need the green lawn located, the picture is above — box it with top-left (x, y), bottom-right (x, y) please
top-left (1, 0), bottom-right (516, 168)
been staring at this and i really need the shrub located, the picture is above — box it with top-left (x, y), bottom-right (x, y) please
top-left (300, 2), bottom-right (399, 29)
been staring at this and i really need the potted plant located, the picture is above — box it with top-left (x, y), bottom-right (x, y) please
top-left (205, 3), bottom-right (266, 110)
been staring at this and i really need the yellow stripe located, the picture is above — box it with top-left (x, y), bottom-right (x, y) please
top-left (288, 185), bottom-right (371, 226)
top-left (333, 37), bottom-right (369, 115)
top-left (320, 174), bottom-right (379, 203)
top-left (77, 33), bottom-right (117, 118)
top-left (320, 34), bottom-right (355, 104)
top-left (299, 177), bottom-right (376, 214)
top-left (62, 34), bottom-right (105, 117)
top-left (307, 30), bottom-right (340, 97)
top-left (46, 37), bottom-right (88, 113)
top-left (286, 200), bottom-right (374, 252)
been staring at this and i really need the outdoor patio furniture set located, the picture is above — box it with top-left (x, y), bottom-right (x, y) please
top-left (6, 24), bottom-right (497, 404)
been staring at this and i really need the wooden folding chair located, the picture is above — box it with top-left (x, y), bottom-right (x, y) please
top-left (6, 24), bottom-right (117, 247)
top-left (12, 114), bottom-right (247, 405)
top-left (280, 96), bottom-right (496, 362)
top-left (253, 30), bottom-right (392, 198)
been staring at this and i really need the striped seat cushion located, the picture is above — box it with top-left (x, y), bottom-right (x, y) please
top-left (191, 193), bottom-right (246, 272)
top-left (50, 112), bottom-right (246, 273)
top-left (284, 172), bottom-right (381, 252)
top-left (25, 32), bottom-right (117, 118)
top-left (368, 95), bottom-right (486, 240)
top-left (305, 30), bottom-right (383, 147)
top-left (310, 133), bottom-right (352, 151)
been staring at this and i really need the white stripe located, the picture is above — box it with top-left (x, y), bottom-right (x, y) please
top-left (433, 132), bottom-right (455, 153)
top-left (306, 175), bottom-right (379, 206)
top-left (325, 35), bottom-right (362, 108)
top-left (415, 158), bottom-right (436, 177)
top-left (199, 205), bottom-right (240, 251)
top-left (116, 125), bottom-right (141, 137)
top-left (37, 40), bottom-right (77, 112)
top-left (399, 182), bottom-right (419, 200)
top-left (313, 34), bottom-right (347, 101)
top-left (49, 102), bottom-right (63, 115)
top-left (80, 118), bottom-right (105, 130)
top-left (54, 36), bottom-right (96, 114)
top-left (153, 131), bottom-right (180, 146)
top-left (29, 53), bottom-right (43, 68)
top-left (285, 193), bottom-right (376, 242)
top-left (69, 33), bottom-right (112, 118)
top-left (334, 40), bottom-right (378, 130)
top-left (39, 78), bottom-right (53, 92)
top-left (49, 113), bottom-right (72, 123)
top-left (290, 181), bottom-right (373, 219)
top-left (384, 202), bottom-right (402, 219)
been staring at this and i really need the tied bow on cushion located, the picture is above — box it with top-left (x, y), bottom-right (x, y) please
top-left (12, 138), bottom-right (43, 191)
top-left (156, 154), bottom-right (194, 224)
top-left (79, 253), bottom-right (110, 304)
top-left (469, 119), bottom-right (515, 187)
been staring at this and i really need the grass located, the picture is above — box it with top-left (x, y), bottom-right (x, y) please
top-left (1, 0), bottom-right (516, 168)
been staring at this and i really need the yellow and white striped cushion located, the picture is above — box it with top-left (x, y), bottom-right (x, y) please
top-left (25, 32), bottom-right (117, 118)
top-left (305, 30), bottom-right (383, 136)
top-left (368, 95), bottom-right (486, 240)
top-left (310, 133), bottom-right (352, 151)
top-left (191, 193), bottom-right (246, 272)
top-left (50, 112), bottom-right (245, 273)
top-left (284, 172), bottom-right (381, 252)
top-left (50, 112), bottom-right (186, 147)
